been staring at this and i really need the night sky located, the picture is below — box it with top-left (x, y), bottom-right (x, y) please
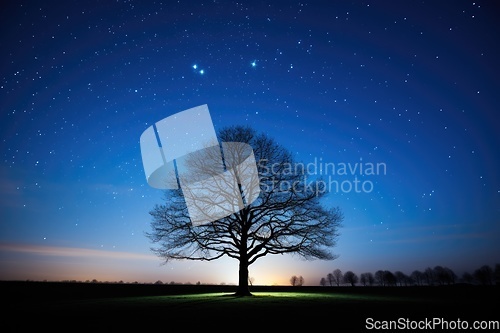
top-left (1, 0), bottom-right (499, 286)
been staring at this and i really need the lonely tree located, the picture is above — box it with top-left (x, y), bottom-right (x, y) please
top-left (146, 125), bottom-right (343, 296)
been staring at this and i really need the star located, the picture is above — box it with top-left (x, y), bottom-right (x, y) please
top-left (192, 64), bottom-right (204, 74)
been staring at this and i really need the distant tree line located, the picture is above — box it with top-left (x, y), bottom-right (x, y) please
top-left (319, 263), bottom-right (500, 287)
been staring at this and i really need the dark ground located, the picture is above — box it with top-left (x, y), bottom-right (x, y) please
top-left (2, 281), bottom-right (498, 332)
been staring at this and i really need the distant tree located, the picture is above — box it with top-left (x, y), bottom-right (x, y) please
top-left (424, 267), bottom-right (434, 285)
top-left (433, 266), bottom-right (446, 285)
top-left (290, 275), bottom-right (304, 286)
top-left (154, 280), bottom-right (163, 285)
top-left (410, 270), bottom-right (425, 286)
top-left (360, 273), bottom-right (368, 286)
top-left (332, 269), bottom-right (343, 286)
top-left (474, 265), bottom-right (494, 285)
top-left (298, 276), bottom-right (304, 286)
top-left (394, 271), bottom-right (409, 286)
top-left (377, 270), bottom-right (391, 286)
top-left (343, 271), bottom-right (359, 286)
top-left (432, 266), bottom-right (456, 285)
top-left (326, 273), bottom-right (335, 286)
top-left (146, 126), bottom-right (343, 296)
top-left (248, 277), bottom-right (255, 286)
top-left (444, 267), bottom-right (457, 285)
top-left (461, 272), bottom-right (474, 284)
top-left (320, 277), bottom-right (327, 286)
top-left (495, 264), bottom-right (500, 286)
top-left (359, 272), bottom-right (375, 286)
top-left (375, 270), bottom-right (385, 286)
top-left (365, 272), bottom-right (375, 286)
top-left (384, 271), bottom-right (397, 286)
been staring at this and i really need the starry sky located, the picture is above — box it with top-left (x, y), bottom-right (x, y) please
top-left (1, 1), bottom-right (499, 286)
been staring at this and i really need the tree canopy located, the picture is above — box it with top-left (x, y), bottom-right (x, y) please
top-left (146, 125), bottom-right (343, 295)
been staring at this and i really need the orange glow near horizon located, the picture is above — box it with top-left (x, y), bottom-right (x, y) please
top-left (0, 243), bottom-right (158, 260)
top-left (0, 242), bottom-right (312, 286)
top-left (0, 242), bottom-right (162, 283)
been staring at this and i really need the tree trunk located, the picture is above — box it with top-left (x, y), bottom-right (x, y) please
top-left (235, 257), bottom-right (252, 296)
top-left (235, 209), bottom-right (252, 296)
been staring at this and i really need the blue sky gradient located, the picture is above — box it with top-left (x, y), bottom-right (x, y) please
top-left (1, 0), bottom-right (499, 285)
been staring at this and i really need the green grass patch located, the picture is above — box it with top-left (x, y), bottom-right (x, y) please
top-left (56, 290), bottom-right (412, 313)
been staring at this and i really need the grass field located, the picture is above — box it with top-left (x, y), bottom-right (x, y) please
top-left (2, 281), bottom-right (498, 331)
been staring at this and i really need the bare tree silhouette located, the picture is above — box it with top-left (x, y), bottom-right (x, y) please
top-left (375, 270), bottom-right (385, 286)
top-left (360, 272), bottom-right (375, 286)
top-left (424, 267), bottom-right (435, 286)
top-left (360, 273), bottom-right (368, 286)
top-left (384, 271), bottom-right (397, 286)
top-left (433, 266), bottom-right (457, 285)
top-left (146, 126), bottom-right (343, 296)
top-left (343, 271), bottom-right (359, 286)
top-left (290, 275), bottom-right (304, 286)
top-left (248, 277), bottom-right (255, 286)
top-left (474, 265), bottom-right (494, 285)
top-left (320, 277), bottom-right (327, 286)
top-left (394, 271), bottom-right (408, 286)
top-left (326, 273), bottom-right (335, 286)
top-left (332, 269), bottom-right (343, 287)
top-left (410, 270), bottom-right (424, 286)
